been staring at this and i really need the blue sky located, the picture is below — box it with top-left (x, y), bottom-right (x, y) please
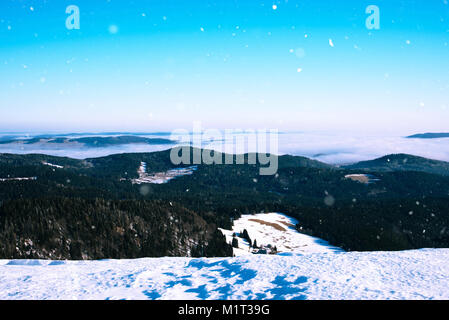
top-left (0, 0), bottom-right (449, 133)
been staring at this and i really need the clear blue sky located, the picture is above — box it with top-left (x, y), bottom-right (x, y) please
top-left (0, 0), bottom-right (448, 133)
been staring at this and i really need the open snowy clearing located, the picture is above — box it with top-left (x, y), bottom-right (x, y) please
top-left (132, 162), bottom-right (197, 184)
top-left (0, 249), bottom-right (448, 300)
top-left (42, 162), bottom-right (64, 169)
top-left (0, 176), bottom-right (37, 182)
top-left (219, 213), bottom-right (343, 256)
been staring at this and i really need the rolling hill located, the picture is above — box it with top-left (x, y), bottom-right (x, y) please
top-left (406, 132), bottom-right (449, 139)
top-left (343, 153), bottom-right (449, 176)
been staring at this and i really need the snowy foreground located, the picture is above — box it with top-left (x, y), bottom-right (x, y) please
top-left (1, 249), bottom-right (448, 300)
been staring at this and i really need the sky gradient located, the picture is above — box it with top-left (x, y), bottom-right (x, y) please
top-left (1, 0), bottom-right (449, 133)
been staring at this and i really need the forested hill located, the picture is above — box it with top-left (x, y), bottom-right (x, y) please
top-left (0, 198), bottom-right (231, 260)
top-left (1, 148), bottom-right (449, 259)
top-left (0, 135), bottom-right (175, 146)
top-left (406, 132), bottom-right (449, 139)
top-left (343, 153), bottom-right (449, 176)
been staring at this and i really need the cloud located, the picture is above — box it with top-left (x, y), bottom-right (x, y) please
top-left (1, 132), bottom-right (449, 165)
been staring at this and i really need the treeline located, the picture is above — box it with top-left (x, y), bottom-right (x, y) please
top-left (0, 198), bottom-right (232, 259)
top-left (289, 198), bottom-right (449, 251)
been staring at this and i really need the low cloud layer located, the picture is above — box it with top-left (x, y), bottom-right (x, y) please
top-left (1, 132), bottom-right (449, 165)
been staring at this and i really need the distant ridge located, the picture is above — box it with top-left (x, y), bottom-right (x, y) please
top-left (406, 132), bottom-right (449, 139)
top-left (0, 135), bottom-right (175, 146)
top-left (343, 153), bottom-right (449, 176)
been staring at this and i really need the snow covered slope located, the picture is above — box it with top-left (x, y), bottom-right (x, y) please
top-left (1, 249), bottom-right (448, 300)
top-left (219, 213), bottom-right (343, 256)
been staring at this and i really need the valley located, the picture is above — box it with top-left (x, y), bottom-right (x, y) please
top-left (0, 147), bottom-right (449, 260)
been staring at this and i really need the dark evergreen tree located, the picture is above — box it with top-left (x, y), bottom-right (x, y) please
top-left (232, 237), bottom-right (239, 248)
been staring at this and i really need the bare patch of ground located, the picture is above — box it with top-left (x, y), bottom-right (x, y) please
top-left (248, 219), bottom-right (286, 232)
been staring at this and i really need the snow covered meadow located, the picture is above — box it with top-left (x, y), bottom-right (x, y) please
top-left (1, 249), bottom-right (448, 300)
top-left (219, 213), bottom-right (343, 256)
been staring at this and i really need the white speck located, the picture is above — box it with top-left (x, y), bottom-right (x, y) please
top-left (406, 40), bottom-right (411, 45)
top-left (7, 25), bottom-right (11, 30)
top-left (294, 48), bottom-right (306, 58)
top-left (419, 102), bottom-right (425, 107)
top-left (200, 27), bottom-right (204, 32)
top-left (108, 25), bottom-right (119, 34)
top-left (272, 4), bottom-right (278, 10)
top-left (329, 38), bottom-right (334, 47)
top-left (297, 68), bottom-right (302, 73)
top-left (324, 195), bottom-right (335, 206)
top-left (304, 34), bottom-right (308, 38)
top-left (141, 13), bottom-right (146, 17)
top-left (30, 6), bottom-right (34, 12)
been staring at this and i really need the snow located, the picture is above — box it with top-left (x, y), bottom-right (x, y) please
top-left (0, 177), bottom-right (37, 182)
top-left (0, 249), bottom-right (448, 300)
top-left (108, 25), bottom-right (119, 34)
top-left (219, 213), bottom-right (342, 256)
top-left (42, 162), bottom-right (63, 169)
top-left (132, 162), bottom-right (197, 184)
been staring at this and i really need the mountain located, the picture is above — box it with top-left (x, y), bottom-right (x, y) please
top-left (343, 153), bottom-right (449, 176)
top-left (406, 132), bottom-right (449, 139)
